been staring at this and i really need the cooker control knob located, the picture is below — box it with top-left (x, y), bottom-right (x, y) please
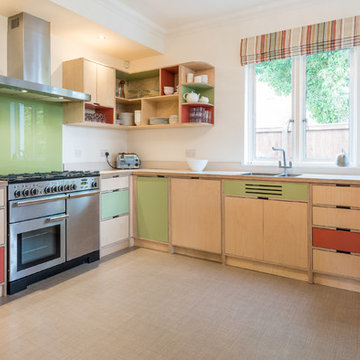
top-left (14, 190), bottom-right (21, 198)
top-left (51, 185), bottom-right (58, 193)
top-left (92, 181), bottom-right (98, 188)
top-left (22, 189), bottom-right (30, 197)
top-left (30, 188), bottom-right (39, 196)
top-left (71, 184), bottom-right (77, 191)
top-left (64, 184), bottom-right (70, 191)
top-left (58, 185), bottom-right (64, 192)
top-left (44, 186), bottom-right (51, 194)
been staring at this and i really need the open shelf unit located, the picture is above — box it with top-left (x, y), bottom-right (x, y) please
top-left (63, 60), bottom-right (215, 130)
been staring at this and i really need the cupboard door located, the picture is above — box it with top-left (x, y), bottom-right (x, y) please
top-left (225, 197), bottom-right (263, 260)
top-left (101, 190), bottom-right (129, 220)
top-left (0, 247), bottom-right (4, 284)
top-left (264, 200), bottom-right (308, 268)
top-left (96, 64), bottom-right (115, 108)
top-left (171, 178), bottom-right (221, 254)
top-left (136, 177), bottom-right (168, 243)
top-left (101, 215), bottom-right (129, 248)
top-left (83, 59), bottom-right (97, 103)
top-left (0, 208), bottom-right (4, 245)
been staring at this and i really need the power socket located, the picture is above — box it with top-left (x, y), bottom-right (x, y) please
top-left (185, 149), bottom-right (197, 158)
top-left (100, 149), bottom-right (109, 158)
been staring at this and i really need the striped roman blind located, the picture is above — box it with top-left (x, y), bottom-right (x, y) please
top-left (240, 16), bottom-right (360, 65)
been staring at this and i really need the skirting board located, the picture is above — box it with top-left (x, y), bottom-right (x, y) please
top-left (100, 239), bottom-right (131, 257)
top-left (134, 238), bottom-right (169, 252)
top-left (226, 256), bottom-right (309, 282)
top-left (313, 273), bottom-right (360, 293)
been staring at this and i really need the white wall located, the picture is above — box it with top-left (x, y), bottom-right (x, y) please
top-left (0, 14), bottom-right (127, 168)
top-left (127, 0), bottom-right (360, 166)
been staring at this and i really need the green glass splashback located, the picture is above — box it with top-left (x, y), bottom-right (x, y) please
top-left (0, 95), bottom-right (63, 174)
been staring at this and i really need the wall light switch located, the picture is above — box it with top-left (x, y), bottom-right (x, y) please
top-left (74, 149), bottom-right (82, 158)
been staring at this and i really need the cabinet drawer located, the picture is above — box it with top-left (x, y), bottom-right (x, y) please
top-left (313, 185), bottom-right (360, 207)
top-left (101, 189), bottom-right (129, 220)
top-left (313, 207), bottom-right (360, 231)
top-left (0, 208), bottom-right (4, 245)
top-left (0, 188), bottom-right (5, 207)
top-left (313, 227), bottom-right (360, 253)
top-left (101, 176), bottom-right (129, 191)
top-left (224, 180), bottom-right (307, 201)
top-left (0, 247), bottom-right (4, 284)
top-left (313, 249), bottom-right (360, 279)
top-left (101, 215), bottom-right (129, 248)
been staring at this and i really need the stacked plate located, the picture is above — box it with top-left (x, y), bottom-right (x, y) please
top-left (118, 112), bottom-right (134, 126)
top-left (149, 117), bottom-right (169, 125)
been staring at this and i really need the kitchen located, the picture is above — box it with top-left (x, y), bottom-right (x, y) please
top-left (0, 0), bottom-right (360, 359)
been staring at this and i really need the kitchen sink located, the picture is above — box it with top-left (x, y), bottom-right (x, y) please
top-left (243, 172), bottom-right (302, 177)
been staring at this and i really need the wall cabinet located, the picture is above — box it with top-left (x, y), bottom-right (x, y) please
top-left (136, 176), bottom-right (169, 243)
top-left (171, 178), bottom-right (221, 253)
top-left (100, 175), bottom-right (130, 256)
top-left (63, 59), bottom-right (215, 130)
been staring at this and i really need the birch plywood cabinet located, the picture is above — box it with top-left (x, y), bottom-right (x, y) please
top-left (171, 178), bottom-right (221, 254)
top-left (224, 180), bottom-right (308, 270)
top-left (263, 200), bottom-right (308, 269)
top-left (225, 197), bottom-right (264, 260)
top-left (312, 184), bottom-right (360, 285)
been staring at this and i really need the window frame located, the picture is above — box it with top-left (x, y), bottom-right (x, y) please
top-left (245, 47), bottom-right (360, 168)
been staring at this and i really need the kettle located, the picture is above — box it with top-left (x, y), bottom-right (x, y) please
top-left (183, 91), bottom-right (200, 103)
top-left (336, 149), bottom-right (350, 167)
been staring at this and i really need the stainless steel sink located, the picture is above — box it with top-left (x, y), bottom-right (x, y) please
top-left (243, 172), bottom-right (302, 177)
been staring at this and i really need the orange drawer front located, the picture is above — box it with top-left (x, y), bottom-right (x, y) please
top-left (0, 247), bottom-right (4, 284)
top-left (313, 228), bottom-right (360, 254)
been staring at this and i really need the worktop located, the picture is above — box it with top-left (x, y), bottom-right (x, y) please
top-left (100, 168), bottom-right (360, 184)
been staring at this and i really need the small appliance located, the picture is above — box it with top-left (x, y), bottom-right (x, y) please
top-left (105, 152), bottom-right (141, 169)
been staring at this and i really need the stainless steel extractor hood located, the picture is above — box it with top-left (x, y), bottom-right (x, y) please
top-left (0, 12), bottom-right (90, 103)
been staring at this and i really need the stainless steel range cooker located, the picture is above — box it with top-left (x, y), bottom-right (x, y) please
top-left (0, 171), bottom-right (100, 294)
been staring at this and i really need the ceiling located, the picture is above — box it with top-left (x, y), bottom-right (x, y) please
top-left (115, 0), bottom-right (287, 31)
top-left (0, 0), bottom-right (160, 60)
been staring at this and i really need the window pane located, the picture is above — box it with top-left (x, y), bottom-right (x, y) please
top-left (255, 59), bottom-right (292, 160)
top-left (305, 50), bottom-right (350, 161)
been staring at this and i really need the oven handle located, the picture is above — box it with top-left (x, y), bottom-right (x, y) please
top-left (68, 190), bottom-right (100, 199)
top-left (46, 214), bottom-right (69, 223)
top-left (14, 195), bottom-right (68, 207)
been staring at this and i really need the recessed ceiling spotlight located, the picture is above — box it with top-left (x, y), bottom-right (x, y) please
top-left (21, 89), bottom-right (28, 93)
top-left (98, 35), bottom-right (105, 40)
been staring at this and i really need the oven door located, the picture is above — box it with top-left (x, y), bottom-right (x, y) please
top-left (9, 214), bottom-right (67, 281)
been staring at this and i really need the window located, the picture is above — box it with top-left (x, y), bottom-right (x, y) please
top-left (246, 48), bottom-right (357, 166)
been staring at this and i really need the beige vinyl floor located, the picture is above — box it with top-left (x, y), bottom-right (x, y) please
top-left (0, 247), bottom-right (359, 360)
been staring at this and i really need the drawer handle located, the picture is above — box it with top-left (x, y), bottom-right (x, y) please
top-left (336, 250), bottom-right (351, 254)
top-left (336, 184), bottom-right (350, 187)
top-left (336, 227), bottom-right (351, 232)
top-left (336, 205), bottom-right (351, 209)
top-left (258, 197), bottom-right (269, 200)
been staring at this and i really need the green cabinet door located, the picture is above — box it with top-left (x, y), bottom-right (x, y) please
top-left (136, 176), bottom-right (169, 243)
top-left (101, 189), bottom-right (129, 220)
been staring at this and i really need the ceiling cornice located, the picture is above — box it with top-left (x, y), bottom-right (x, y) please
top-left (166, 0), bottom-right (320, 35)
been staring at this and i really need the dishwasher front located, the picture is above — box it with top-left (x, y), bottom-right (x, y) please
top-left (66, 190), bottom-right (100, 261)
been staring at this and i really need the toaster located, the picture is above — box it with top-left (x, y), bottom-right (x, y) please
top-left (116, 153), bottom-right (141, 169)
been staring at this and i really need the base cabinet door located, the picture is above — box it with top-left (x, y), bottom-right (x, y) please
top-left (171, 178), bottom-right (221, 253)
top-left (136, 177), bottom-right (169, 243)
top-left (0, 247), bottom-right (4, 284)
top-left (101, 215), bottom-right (129, 248)
top-left (225, 197), bottom-right (264, 260)
top-left (263, 200), bottom-right (308, 268)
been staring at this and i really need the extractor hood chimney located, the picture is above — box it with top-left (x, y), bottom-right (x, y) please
top-left (0, 12), bottom-right (90, 103)
top-left (7, 12), bottom-right (51, 85)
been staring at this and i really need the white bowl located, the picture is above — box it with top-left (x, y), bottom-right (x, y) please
top-left (187, 159), bottom-right (208, 172)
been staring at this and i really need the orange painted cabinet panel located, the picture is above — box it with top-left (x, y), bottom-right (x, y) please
top-left (313, 228), bottom-right (360, 254)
